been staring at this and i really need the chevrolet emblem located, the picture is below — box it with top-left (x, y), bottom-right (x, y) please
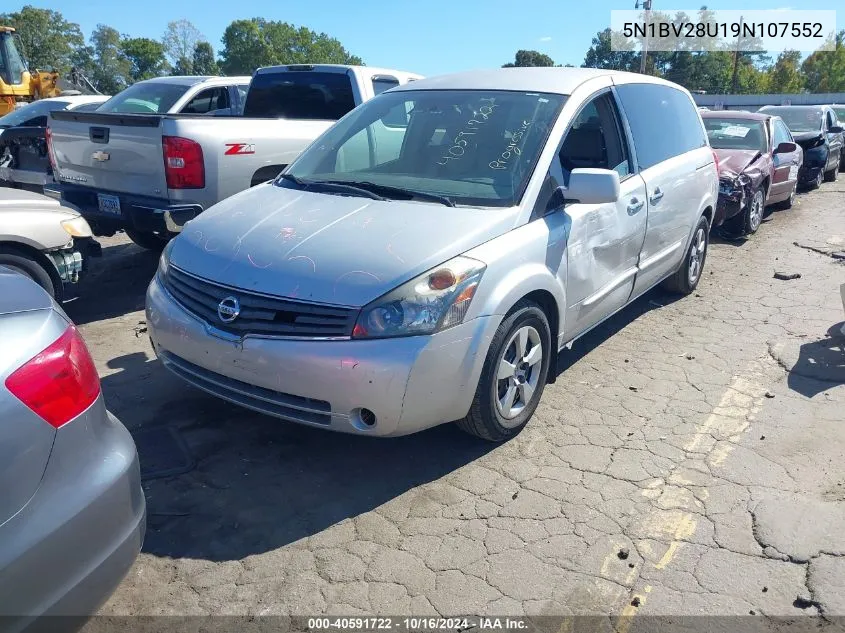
top-left (92, 150), bottom-right (110, 162)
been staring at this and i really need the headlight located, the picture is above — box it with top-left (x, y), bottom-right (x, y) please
top-left (353, 256), bottom-right (486, 339)
top-left (158, 238), bottom-right (175, 280)
top-left (60, 215), bottom-right (91, 238)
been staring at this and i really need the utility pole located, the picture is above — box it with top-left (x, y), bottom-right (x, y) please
top-left (636, 0), bottom-right (653, 74)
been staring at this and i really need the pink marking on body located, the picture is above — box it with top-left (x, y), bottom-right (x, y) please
top-left (334, 270), bottom-right (381, 296)
top-left (362, 217), bottom-right (374, 229)
top-left (192, 230), bottom-right (204, 245)
top-left (287, 255), bottom-right (317, 273)
top-left (289, 284), bottom-right (300, 298)
top-left (247, 253), bottom-right (272, 269)
top-left (277, 227), bottom-right (296, 240)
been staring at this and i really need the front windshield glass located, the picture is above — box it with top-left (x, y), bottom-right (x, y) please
top-left (97, 82), bottom-right (189, 114)
top-left (704, 118), bottom-right (767, 152)
top-left (282, 89), bottom-right (567, 207)
top-left (763, 107), bottom-right (823, 133)
top-left (832, 107), bottom-right (845, 123)
top-left (0, 99), bottom-right (71, 127)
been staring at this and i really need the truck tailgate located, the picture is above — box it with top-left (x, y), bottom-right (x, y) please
top-left (49, 111), bottom-right (168, 197)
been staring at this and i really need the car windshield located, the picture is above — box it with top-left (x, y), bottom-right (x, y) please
top-left (704, 118), bottom-right (767, 152)
top-left (832, 106), bottom-right (845, 122)
top-left (282, 89), bottom-right (566, 207)
top-left (763, 108), bottom-right (823, 133)
top-left (96, 82), bottom-right (190, 114)
top-left (0, 100), bottom-right (71, 127)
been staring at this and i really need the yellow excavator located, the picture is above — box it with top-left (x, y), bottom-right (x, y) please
top-left (1, 26), bottom-right (65, 116)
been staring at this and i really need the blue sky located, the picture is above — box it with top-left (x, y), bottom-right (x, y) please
top-left (13, 0), bottom-right (845, 75)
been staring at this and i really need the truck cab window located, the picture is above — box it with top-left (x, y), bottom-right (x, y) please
top-left (182, 88), bottom-right (230, 114)
top-left (558, 93), bottom-right (630, 185)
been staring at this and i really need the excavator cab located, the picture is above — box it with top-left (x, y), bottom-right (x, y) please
top-left (0, 26), bottom-right (60, 116)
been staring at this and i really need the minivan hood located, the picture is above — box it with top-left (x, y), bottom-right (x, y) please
top-left (169, 184), bottom-right (519, 307)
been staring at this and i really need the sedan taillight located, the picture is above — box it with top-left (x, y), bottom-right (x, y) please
top-left (4, 325), bottom-right (101, 428)
top-left (162, 136), bottom-right (205, 189)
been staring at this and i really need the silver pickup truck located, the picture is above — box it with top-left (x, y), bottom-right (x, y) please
top-left (47, 65), bottom-right (421, 250)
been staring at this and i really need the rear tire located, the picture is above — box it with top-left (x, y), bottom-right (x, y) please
top-left (0, 248), bottom-right (57, 298)
top-left (457, 301), bottom-right (552, 442)
top-left (125, 228), bottom-right (170, 251)
top-left (776, 184), bottom-right (796, 210)
top-left (662, 215), bottom-right (709, 295)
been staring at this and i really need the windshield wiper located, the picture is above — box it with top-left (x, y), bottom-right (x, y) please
top-left (277, 174), bottom-right (386, 201)
top-left (328, 180), bottom-right (456, 207)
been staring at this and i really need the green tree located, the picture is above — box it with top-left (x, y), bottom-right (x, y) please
top-left (121, 37), bottom-right (169, 82)
top-left (219, 18), bottom-right (362, 75)
top-left (162, 19), bottom-right (202, 72)
top-left (582, 29), bottom-right (638, 71)
top-left (765, 50), bottom-right (804, 93)
top-left (88, 24), bottom-right (132, 95)
top-left (502, 50), bottom-right (555, 67)
top-left (802, 31), bottom-right (845, 93)
top-left (192, 41), bottom-right (219, 75)
top-left (0, 6), bottom-right (84, 73)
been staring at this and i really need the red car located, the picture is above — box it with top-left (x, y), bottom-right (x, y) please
top-left (702, 111), bottom-right (803, 236)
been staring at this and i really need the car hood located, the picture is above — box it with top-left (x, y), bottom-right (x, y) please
top-left (169, 184), bottom-right (520, 307)
top-left (715, 149), bottom-right (763, 180)
top-left (792, 131), bottom-right (824, 150)
top-left (0, 187), bottom-right (76, 218)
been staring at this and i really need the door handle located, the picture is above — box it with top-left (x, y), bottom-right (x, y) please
top-left (627, 197), bottom-right (645, 215)
top-left (650, 188), bottom-right (664, 204)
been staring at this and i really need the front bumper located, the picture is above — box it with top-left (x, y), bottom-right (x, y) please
top-left (58, 183), bottom-right (202, 236)
top-left (47, 237), bottom-right (101, 301)
top-left (146, 274), bottom-right (501, 437)
top-left (798, 164), bottom-right (823, 185)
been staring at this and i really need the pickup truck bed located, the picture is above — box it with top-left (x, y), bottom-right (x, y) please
top-left (48, 65), bottom-right (421, 246)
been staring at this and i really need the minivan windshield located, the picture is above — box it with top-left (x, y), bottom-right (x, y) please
top-left (763, 107), bottom-right (823, 133)
top-left (281, 89), bottom-right (566, 207)
top-left (704, 118), bottom-right (767, 152)
top-left (97, 82), bottom-right (190, 114)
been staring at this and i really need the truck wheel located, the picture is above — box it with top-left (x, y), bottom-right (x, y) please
top-left (125, 228), bottom-right (170, 251)
top-left (662, 215), bottom-right (709, 295)
top-left (0, 248), bottom-right (57, 299)
top-left (456, 301), bottom-right (551, 442)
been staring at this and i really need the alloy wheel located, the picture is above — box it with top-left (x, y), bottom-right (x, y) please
top-left (748, 190), bottom-right (764, 232)
top-left (495, 325), bottom-right (543, 423)
top-left (688, 227), bottom-right (707, 286)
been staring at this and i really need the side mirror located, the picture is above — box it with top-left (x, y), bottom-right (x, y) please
top-left (565, 168), bottom-right (621, 204)
top-left (774, 141), bottom-right (797, 154)
top-left (829, 125), bottom-right (844, 134)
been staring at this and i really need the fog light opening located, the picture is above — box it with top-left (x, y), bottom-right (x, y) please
top-left (350, 407), bottom-right (377, 430)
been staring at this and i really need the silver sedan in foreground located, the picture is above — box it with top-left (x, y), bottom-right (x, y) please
top-left (0, 268), bottom-right (145, 632)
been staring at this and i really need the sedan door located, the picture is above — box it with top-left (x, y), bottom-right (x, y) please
top-left (770, 118), bottom-right (801, 201)
top-left (554, 91), bottom-right (648, 338)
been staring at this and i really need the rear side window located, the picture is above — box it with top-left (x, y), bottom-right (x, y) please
top-left (773, 119), bottom-right (793, 146)
top-left (97, 82), bottom-right (190, 114)
top-left (243, 71), bottom-right (355, 120)
top-left (615, 83), bottom-right (707, 170)
top-left (181, 87), bottom-right (230, 114)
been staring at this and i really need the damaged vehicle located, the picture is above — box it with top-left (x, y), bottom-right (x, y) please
top-left (146, 68), bottom-right (717, 441)
top-left (0, 96), bottom-right (109, 193)
top-left (0, 188), bottom-right (100, 300)
top-left (830, 104), bottom-right (845, 171)
top-left (759, 105), bottom-right (843, 189)
top-left (702, 111), bottom-right (802, 235)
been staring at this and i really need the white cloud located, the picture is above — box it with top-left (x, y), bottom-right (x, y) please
top-left (539, 36), bottom-right (553, 42)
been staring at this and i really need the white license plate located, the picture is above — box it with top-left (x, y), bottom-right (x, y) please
top-left (97, 194), bottom-right (121, 216)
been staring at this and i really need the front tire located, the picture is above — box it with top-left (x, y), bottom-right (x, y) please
top-left (0, 248), bottom-right (57, 299)
top-left (125, 228), bottom-right (170, 251)
top-left (662, 215), bottom-right (709, 295)
top-left (809, 169), bottom-right (823, 190)
top-left (457, 301), bottom-right (552, 442)
top-left (824, 158), bottom-right (839, 182)
top-left (743, 187), bottom-right (764, 235)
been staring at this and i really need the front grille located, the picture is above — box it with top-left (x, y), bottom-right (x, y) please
top-left (162, 265), bottom-right (357, 338)
top-left (160, 351), bottom-right (332, 425)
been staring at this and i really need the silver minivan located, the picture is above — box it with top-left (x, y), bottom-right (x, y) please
top-left (146, 68), bottom-right (718, 441)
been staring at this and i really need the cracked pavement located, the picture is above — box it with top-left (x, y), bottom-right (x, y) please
top-left (65, 179), bottom-right (845, 619)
